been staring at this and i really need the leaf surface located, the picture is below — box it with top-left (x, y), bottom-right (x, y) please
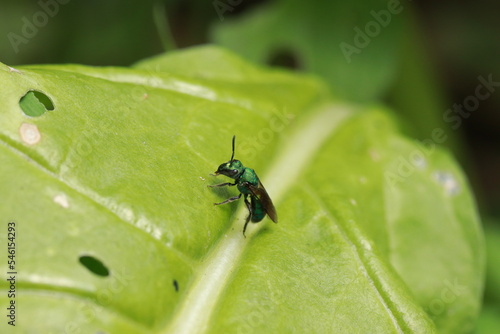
top-left (0, 46), bottom-right (483, 333)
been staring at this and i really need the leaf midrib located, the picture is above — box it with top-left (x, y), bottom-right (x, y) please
top-left (163, 103), bottom-right (353, 334)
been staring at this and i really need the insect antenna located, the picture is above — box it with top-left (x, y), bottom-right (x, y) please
top-left (230, 135), bottom-right (236, 162)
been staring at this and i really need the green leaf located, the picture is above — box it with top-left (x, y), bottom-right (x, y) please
top-left (483, 223), bottom-right (500, 302)
top-left (385, 14), bottom-right (463, 156)
top-left (476, 218), bottom-right (500, 334)
top-left (211, 0), bottom-right (403, 102)
top-left (477, 305), bottom-right (500, 334)
top-left (477, 223), bottom-right (500, 333)
top-left (0, 46), bottom-right (483, 333)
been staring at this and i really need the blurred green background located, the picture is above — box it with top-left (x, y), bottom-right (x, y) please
top-left (1, 0), bottom-right (498, 332)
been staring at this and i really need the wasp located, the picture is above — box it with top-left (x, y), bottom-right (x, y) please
top-left (209, 136), bottom-right (277, 236)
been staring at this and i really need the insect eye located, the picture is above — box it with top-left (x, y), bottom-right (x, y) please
top-left (232, 169), bottom-right (238, 175)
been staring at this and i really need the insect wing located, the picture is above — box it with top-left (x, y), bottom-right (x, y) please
top-left (248, 180), bottom-right (278, 223)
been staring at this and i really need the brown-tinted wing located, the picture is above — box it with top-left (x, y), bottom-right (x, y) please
top-left (248, 179), bottom-right (278, 223)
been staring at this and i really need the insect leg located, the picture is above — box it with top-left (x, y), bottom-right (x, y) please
top-left (214, 193), bottom-right (241, 206)
top-left (243, 195), bottom-right (252, 237)
top-left (208, 182), bottom-right (236, 188)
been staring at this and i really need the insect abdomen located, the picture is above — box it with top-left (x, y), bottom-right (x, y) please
top-left (250, 197), bottom-right (266, 222)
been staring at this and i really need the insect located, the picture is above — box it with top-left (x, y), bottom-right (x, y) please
top-left (208, 135), bottom-right (277, 237)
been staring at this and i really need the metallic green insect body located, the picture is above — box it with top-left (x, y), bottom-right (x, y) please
top-left (209, 136), bottom-right (278, 237)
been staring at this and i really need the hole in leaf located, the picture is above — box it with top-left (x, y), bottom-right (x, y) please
top-left (267, 48), bottom-right (301, 69)
top-left (19, 90), bottom-right (54, 117)
top-left (79, 255), bottom-right (110, 277)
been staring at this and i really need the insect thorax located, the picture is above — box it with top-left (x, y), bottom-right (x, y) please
top-left (236, 168), bottom-right (258, 193)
